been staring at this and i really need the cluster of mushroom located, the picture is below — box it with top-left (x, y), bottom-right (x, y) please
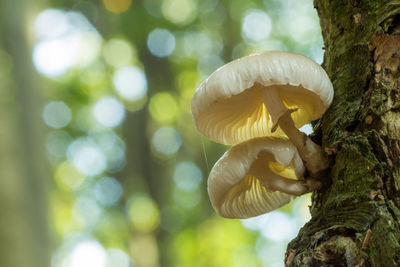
top-left (191, 51), bottom-right (334, 218)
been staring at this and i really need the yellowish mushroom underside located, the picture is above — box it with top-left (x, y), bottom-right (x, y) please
top-left (208, 137), bottom-right (305, 219)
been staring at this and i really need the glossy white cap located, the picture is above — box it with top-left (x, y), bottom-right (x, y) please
top-left (191, 51), bottom-right (334, 145)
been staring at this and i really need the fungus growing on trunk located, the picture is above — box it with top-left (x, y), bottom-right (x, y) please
top-left (191, 51), bottom-right (334, 177)
top-left (208, 137), bottom-right (321, 219)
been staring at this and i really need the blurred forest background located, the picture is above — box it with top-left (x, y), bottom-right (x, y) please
top-left (0, 0), bottom-right (325, 266)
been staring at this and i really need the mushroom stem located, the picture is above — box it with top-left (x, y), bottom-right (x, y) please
top-left (250, 160), bottom-right (321, 196)
top-left (261, 86), bottom-right (329, 177)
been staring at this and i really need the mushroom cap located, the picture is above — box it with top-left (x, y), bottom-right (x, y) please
top-left (191, 51), bottom-right (334, 145)
top-left (208, 137), bottom-right (305, 219)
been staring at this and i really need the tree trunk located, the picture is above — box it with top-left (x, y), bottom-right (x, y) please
top-left (0, 1), bottom-right (50, 267)
top-left (286, 1), bottom-right (400, 266)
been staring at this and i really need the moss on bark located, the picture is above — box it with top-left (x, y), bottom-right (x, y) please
top-left (286, 1), bottom-right (400, 266)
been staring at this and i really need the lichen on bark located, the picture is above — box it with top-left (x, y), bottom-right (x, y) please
top-left (285, 1), bottom-right (400, 266)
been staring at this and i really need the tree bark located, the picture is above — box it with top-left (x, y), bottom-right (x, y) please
top-left (286, 1), bottom-right (400, 266)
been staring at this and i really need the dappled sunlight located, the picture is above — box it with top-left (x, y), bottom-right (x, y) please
top-left (102, 0), bottom-right (132, 14)
top-left (33, 9), bottom-right (102, 77)
top-left (173, 162), bottom-right (202, 191)
top-left (241, 10), bottom-right (272, 43)
top-left (67, 138), bottom-right (107, 176)
top-left (148, 92), bottom-right (179, 124)
top-left (130, 235), bottom-right (159, 267)
top-left (105, 248), bottom-right (131, 267)
top-left (147, 29), bottom-right (176, 58)
top-left (73, 196), bottom-right (103, 228)
top-left (151, 126), bottom-right (182, 156)
top-left (43, 101), bottom-right (72, 129)
top-left (260, 211), bottom-right (298, 242)
top-left (197, 55), bottom-right (224, 77)
top-left (113, 66), bottom-right (148, 103)
top-left (103, 39), bottom-right (135, 68)
top-left (127, 194), bottom-right (160, 233)
top-left (68, 240), bottom-right (106, 267)
top-left (93, 97), bottom-right (126, 128)
top-left (182, 30), bottom-right (224, 59)
top-left (93, 177), bottom-right (123, 206)
top-left (161, 0), bottom-right (197, 25)
top-left (299, 123), bottom-right (313, 135)
top-left (173, 187), bottom-right (202, 210)
top-left (54, 161), bottom-right (84, 191)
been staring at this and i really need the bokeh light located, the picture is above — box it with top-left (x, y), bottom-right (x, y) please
top-left (67, 138), bottom-right (107, 176)
top-left (241, 213), bottom-right (270, 232)
top-left (33, 38), bottom-right (78, 77)
top-left (93, 97), bottom-right (125, 128)
top-left (309, 42), bottom-right (325, 64)
top-left (54, 161), bottom-right (85, 191)
top-left (102, 0), bottom-right (132, 14)
top-left (24, 1), bottom-right (326, 266)
top-left (299, 123), bottom-right (313, 135)
top-left (241, 10), bottom-right (272, 43)
top-left (67, 240), bottom-right (106, 267)
top-left (161, 0), bottom-right (197, 25)
top-left (197, 55), bottom-right (224, 76)
top-left (103, 39), bottom-right (134, 68)
top-left (105, 248), bottom-right (131, 267)
top-left (80, 61), bottom-right (107, 87)
top-left (256, 238), bottom-right (287, 267)
top-left (43, 101), bottom-right (72, 129)
top-left (151, 127), bottom-right (182, 156)
top-left (148, 92), bottom-right (179, 124)
top-left (292, 194), bottom-right (312, 223)
top-left (182, 31), bottom-right (223, 59)
top-left (127, 194), bottom-right (160, 232)
top-left (113, 66), bottom-right (148, 102)
top-left (289, 16), bottom-right (320, 44)
top-left (33, 10), bottom-right (102, 77)
top-left (73, 196), bottom-right (103, 228)
top-left (93, 177), bottom-right (123, 206)
top-left (147, 28), bottom-right (176, 58)
top-left (93, 131), bottom-right (126, 173)
top-left (173, 161), bottom-right (202, 191)
top-left (260, 211), bottom-right (298, 242)
top-left (173, 188), bottom-right (202, 209)
top-left (34, 9), bottom-right (70, 40)
top-left (130, 235), bottom-right (159, 267)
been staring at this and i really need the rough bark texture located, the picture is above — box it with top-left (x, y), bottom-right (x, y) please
top-left (286, 1), bottom-right (400, 266)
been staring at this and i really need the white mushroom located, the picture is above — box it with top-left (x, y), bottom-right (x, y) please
top-left (191, 51), bottom-right (334, 177)
top-left (208, 137), bottom-right (321, 219)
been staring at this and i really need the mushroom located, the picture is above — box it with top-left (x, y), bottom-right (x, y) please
top-left (208, 137), bottom-right (320, 219)
top-left (191, 51), bottom-right (334, 177)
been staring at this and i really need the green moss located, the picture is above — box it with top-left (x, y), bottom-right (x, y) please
top-left (369, 209), bottom-right (400, 266)
top-left (370, 94), bottom-right (386, 115)
top-left (288, 1), bottom-right (400, 265)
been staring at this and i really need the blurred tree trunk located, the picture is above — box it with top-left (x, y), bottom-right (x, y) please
top-left (286, 1), bottom-right (400, 266)
top-left (0, 1), bottom-right (50, 267)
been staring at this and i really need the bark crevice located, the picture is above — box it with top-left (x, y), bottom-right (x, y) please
top-left (286, 1), bottom-right (400, 266)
